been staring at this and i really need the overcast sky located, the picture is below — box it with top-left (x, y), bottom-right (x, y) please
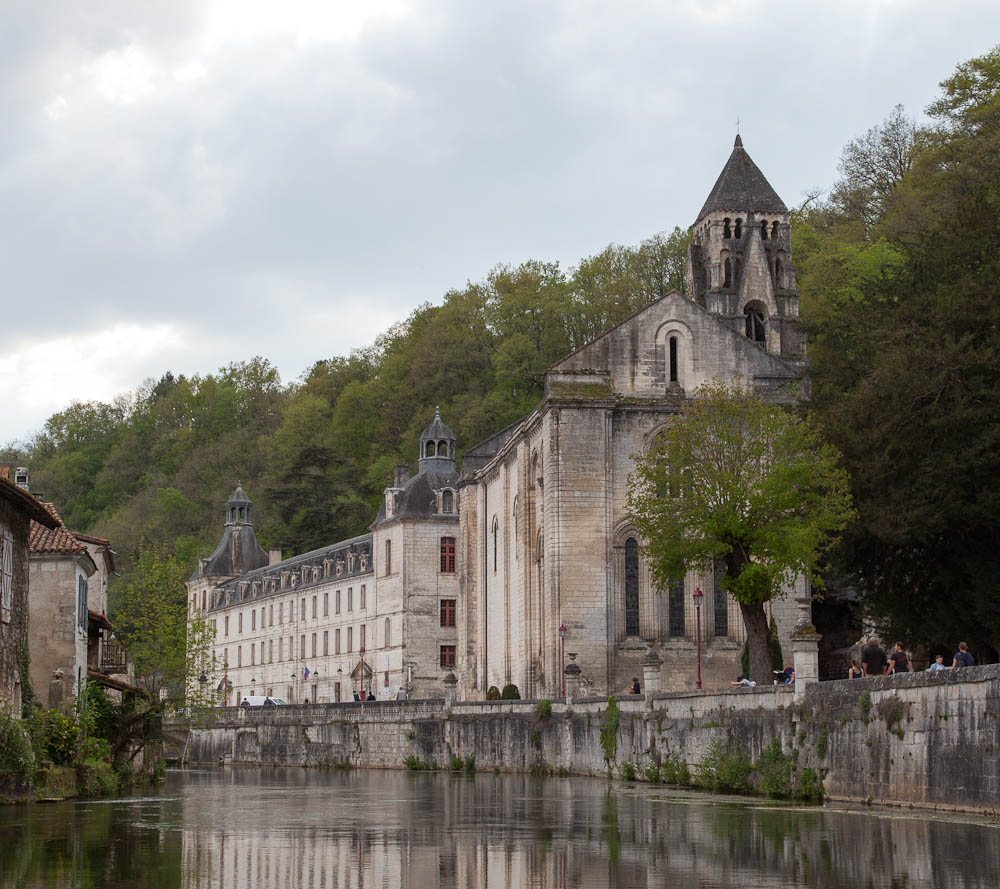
top-left (2, 1), bottom-right (997, 442)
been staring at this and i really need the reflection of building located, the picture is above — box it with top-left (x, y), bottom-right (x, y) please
top-left (458, 136), bottom-right (809, 699)
top-left (188, 413), bottom-right (460, 704)
top-left (0, 469), bottom-right (58, 713)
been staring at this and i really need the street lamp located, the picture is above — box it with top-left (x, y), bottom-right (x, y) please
top-left (692, 587), bottom-right (704, 690)
top-left (558, 624), bottom-right (567, 698)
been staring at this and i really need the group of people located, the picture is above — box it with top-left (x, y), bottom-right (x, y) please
top-left (849, 638), bottom-right (976, 679)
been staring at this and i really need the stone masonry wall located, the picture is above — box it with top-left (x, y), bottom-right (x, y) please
top-left (183, 665), bottom-right (1000, 814)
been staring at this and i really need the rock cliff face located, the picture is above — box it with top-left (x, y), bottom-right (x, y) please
top-left (184, 665), bottom-right (1000, 813)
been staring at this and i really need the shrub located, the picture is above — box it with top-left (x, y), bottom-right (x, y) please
top-left (858, 691), bottom-right (872, 721)
top-left (450, 756), bottom-right (464, 772)
top-left (500, 684), bottom-right (520, 700)
top-left (816, 727), bottom-right (829, 759)
top-left (486, 686), bottom-right (501, 701)
top-left (660, 753), bottom-right (690, 786)
top-left (463, 755), bottom-right (476, 774)
top-left (27, 709), bottom-right (80, 766)
top-left (403, 755), bottom-right (435, 771)
top-left (77, 759), bottom-right (118, 797)
top-left (645, 763), bottom-right (661, 784)
top-left (620, 761), bottom-right (637, 781)
top-left (600, 697), bottom-right (620, 773)
top-left (535, 699), bottom-right (552, 719)
top-left (695, 740), bottom-right (751, 793)
top-left (878, 695), bottom-right (905, 732)
top-left (0, 710), bottom-right (36, 780)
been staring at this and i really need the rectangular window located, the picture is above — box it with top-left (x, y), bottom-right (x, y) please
top-left (269, 604), bottom-right (274, 626)
top-left (360, 624), bottom-right (366, 650)
top-left (251, 643), bottom-right (255, 665)
top-left (440, 537), bottom-right (456, 573)
top-left (237, 645), bottom-right (242, 667)
top-left (300, 635), bottom-right (306, 658)
top-left (77, 575), bottom-right (88, 629)
top-left (336, 590), bottom-right (341, 614)
top-left (279, 637), bottom-right (283, 661)
top-left (347, 627), bottom-right (353, 652)
top-left (323, 592), bottom-right (329, 617)
top-left (360, 585), bottom-right (366, 610)
top-left (335, 629), bottom-right (341, 655)
top-left (261, 607), bottom-right (265, 628)
top-left (269, 639), bottom-right (273, 663)
top-left (252, 610), bottom-right (256, 631)
top-left (335, 682), bottom-right (341, 703)
top-left (323, 631), bottom-right (329, 656)
top-left (278, 603), bottom-right (283, 625)
top-left (440, 645), bottom-right (456, 668)
top-left (239, 613), bottom-right (243, 633)
top-left (311, 633), bottom-right (317, 657)
top-left (312, 596), bottom-right (317, 619)
top-left (385, 539), bottom-right (392, 575)
top-left (225, 616), bottom-right (230, 636)
top-left (348, 588), bottom-right (353, 612)
top-left (1, 529), bottom-right (14, 623)
top-left (301, 598), bottom-right (306, 620)
top-left (223, 647), bottom-right (228, 667)
top-left (440, 599), bottom-right (456, 627)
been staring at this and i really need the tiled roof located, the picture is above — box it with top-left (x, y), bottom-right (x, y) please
top-left (29, 502), bottom-right (86, 554)
top-left (695, 135), bottom-right (787, 222)
top-left (0, 476), bottom-right (59, 527)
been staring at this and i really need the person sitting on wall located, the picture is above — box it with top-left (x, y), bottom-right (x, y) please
top-left (952, 642), bottom-right (975, 669)
top-left (730, 676), bottom-right (756, 688)
top-left (778, 667), bottom-right (794, 685)
top-left (240, 697), bottom-right (250, 708)
top-left (848, 660), bottom-right (863, 680)
top-left (629, 676), bottom-right (641, 694)
top-left (927, 654), bottom-right (950, 672)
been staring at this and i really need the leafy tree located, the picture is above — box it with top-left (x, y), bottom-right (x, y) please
top-left (626, 381), bottom-right (854, 683)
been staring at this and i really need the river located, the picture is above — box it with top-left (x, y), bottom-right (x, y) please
top-left (0, 768), bottom-right (996, 888)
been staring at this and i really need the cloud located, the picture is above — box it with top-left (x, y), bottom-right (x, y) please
top-left (1, 0), bottom-right (999, 441)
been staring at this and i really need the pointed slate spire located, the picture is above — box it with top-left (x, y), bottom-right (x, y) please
top-left (695, 136), bottom-right (787, 222)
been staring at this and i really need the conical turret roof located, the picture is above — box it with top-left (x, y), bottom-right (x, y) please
top-left (420, 407), bottom-right (455, 444)
top-left (695, 135), bottom-right (787, 222)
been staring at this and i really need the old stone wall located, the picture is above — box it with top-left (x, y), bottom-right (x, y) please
top-left (183, 665), bottom-right (1000, 813)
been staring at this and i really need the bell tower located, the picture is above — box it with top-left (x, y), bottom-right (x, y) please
top-left (686, 135), bottom-right (805, 361)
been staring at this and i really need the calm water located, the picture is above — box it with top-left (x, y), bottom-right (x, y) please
top-left (0, 768), bottom-right (996, 888)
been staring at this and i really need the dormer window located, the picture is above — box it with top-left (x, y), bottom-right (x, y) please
top-left (336, 561), bottom-right (343, 577)
top-left (442, 489), bottom-right (454, 513)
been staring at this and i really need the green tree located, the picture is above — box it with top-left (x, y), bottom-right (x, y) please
top-left (626, 381), bottom-right (854, 683)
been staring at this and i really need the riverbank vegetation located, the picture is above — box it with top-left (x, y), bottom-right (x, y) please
top-left (1, 47), bottom-right (999, 662)
top-left (0, 685), bottom-right (165, 804)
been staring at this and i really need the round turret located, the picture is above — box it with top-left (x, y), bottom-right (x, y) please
top-left (225, 483), bottom-right (253, 526)
top-left (418, 407), bottom-right (456, 473)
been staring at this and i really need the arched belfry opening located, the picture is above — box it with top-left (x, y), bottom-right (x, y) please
top-left (744, 302), bottom-right (767, 345)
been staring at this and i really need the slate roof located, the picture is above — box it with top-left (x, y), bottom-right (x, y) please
top-left (696, 135), bottom-right (787, 221)
top-left (371, 467), bottom-right (459, 527)
top-left (29, 502), bottom-right (86, 554)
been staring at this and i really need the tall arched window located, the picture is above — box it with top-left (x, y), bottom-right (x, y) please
top-left (426, 441), bottom-right (435, 458)
top-left (771, 220), bottom-right (779, 239)
top-left (669, 336), bottom-right (678, 383)
top-left (723, 257), bottom-right (732, 288)
top-left (775, 258), bottom-right (783, 288)
top-left (760, 219), bottom-right (768, 239)
top-left (625, 538), bottom-right (640, 636)
top-left (442, 490), bottom-right (454, 513)
top-left (734, 218), bottom-right (743, 239)
top-left (668, 578), bottom-right (685, 637)
top-left (492, 517), bottom-right (499, 573)
top-left (723, 217), bottom-right (731, 238)
top-left (745, 303), bottom-right (766, 344)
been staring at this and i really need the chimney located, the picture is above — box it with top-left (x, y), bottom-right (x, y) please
top-left (14, 467), bottom-right (29, 491)
top-left (393, 462), bottom-right (410, 488)
top-left (269, 548), bottom-right (282, 566)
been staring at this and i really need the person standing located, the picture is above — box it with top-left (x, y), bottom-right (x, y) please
top-left (952, 641), bottom-right (975, 668)
top-left (862, 638), bottom-right (888, 677)
top-left (889, 642), bottom-right (911, 674)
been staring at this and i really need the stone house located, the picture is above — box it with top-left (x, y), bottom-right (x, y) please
top-left (456, 136), bottom-right (811, 699)
top-left (190, 413), bottom-right (461, 703)
top-left (0, 471), bottom-right (58, 714)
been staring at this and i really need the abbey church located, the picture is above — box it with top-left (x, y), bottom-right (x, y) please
top-left (188, 137), bottom-right (813, 704)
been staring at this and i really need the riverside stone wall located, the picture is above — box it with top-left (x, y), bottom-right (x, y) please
top-left (182, 665), bottom-right (1000, 813)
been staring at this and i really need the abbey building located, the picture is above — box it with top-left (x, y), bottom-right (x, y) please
top-left (188, 137), bottom-right (811, 703)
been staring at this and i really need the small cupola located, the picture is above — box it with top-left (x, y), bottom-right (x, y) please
top-left (226, 483), bottom-right (253, 526)
top-left (418, 407), bottom-right (456, 473)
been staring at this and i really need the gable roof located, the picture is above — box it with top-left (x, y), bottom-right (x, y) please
top-left (29, 502), bottom-right (86, 554)
top-left (0, 476), bottom-right (59, 528)
top-left (696, 135), bottom-right (787, 222)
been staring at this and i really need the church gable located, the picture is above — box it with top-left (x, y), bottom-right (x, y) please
top-left (546, 291), bottom-right (803, 402)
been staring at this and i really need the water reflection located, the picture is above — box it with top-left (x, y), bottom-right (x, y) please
top-left (0, 768), bottom-right (996, 888)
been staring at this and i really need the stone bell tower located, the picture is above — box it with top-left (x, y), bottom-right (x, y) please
top-left (686, 135), bottom-right (805, 363)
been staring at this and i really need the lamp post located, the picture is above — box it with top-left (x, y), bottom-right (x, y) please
top-left (692, 587), bottom-right (704, 690)
top-left (360, 646), bottom-right (367, 698)
top-left (558, 624), bottom-right (567, 698)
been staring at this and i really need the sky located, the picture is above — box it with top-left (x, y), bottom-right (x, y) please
top-left (2, 1), bottom-right (998, 442)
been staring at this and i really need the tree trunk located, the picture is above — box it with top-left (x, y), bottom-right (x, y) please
top-left (739, 601), bottom-right (773, 685)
